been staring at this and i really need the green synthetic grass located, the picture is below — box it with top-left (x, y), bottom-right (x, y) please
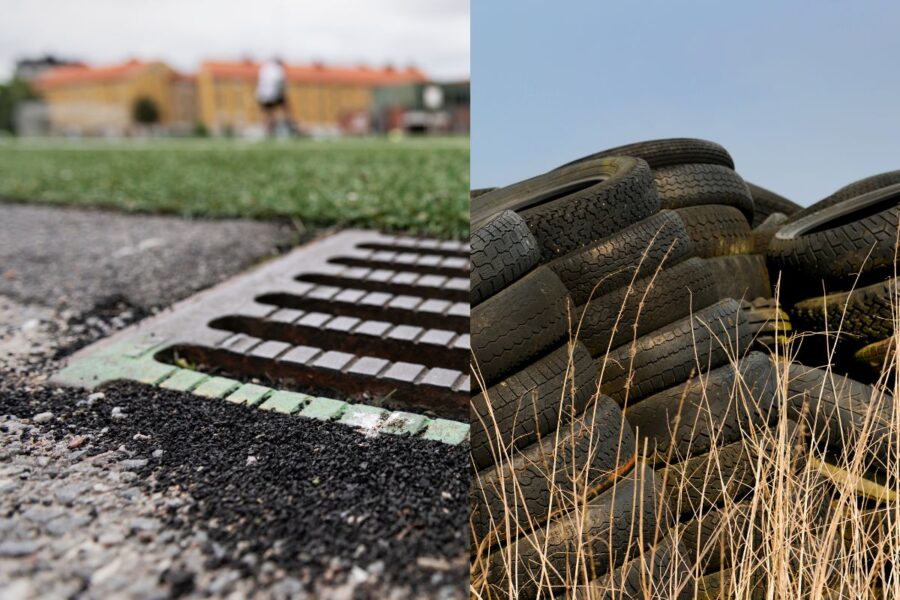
top-left (0, 137), bottom-right (469, 238)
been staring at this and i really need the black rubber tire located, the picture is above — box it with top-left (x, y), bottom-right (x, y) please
top-left (624, 352), bottom-right (778, 466)
top-left (577, 257), bottom-right (720, 356)
top-left (680, 481), bottom-right (834, 577)
top-left (471, 266), bottom-right (571, 386)
top-left (678, 502), bottom-right (757, 575)
top-left (654, 164), bottom-right (754, 222)
top-left (679, 488), bottom-right (829, 579)
top-left (747, 182), bottom-right (801, 227)
top-left (589, 534), bottom-right (694, 600)
top-left (656, 428), bottom-right (801, 525)
top-left (657, 437), bottom-right (759, 525)
top-left (751, 212), bottom-right (789, 254)
top-left (599, 299), bottom-right (754, 406)
top-left (789, 170), bottom-right (900, 223)
top-left (545, 210), bottom-right (692, 306)
top-left (471, 187), bottom-right (497, 199)
top-left (675, 205), bottom-right (753, 258)
top-left (740, 298), bottom-right (791, 351)
top-left (769, 184), bottom-right (900, 287)
top-left (785, 362), bottom-right (897, 473)
top-left (470, 342), bottom-right (597, 471)
top-left (696, 567), bottom-right (766, 600)
top-left (558, 138), bottom-right (734, 170)
top-left (471, 210), bottom-right (540, 306)
top-left (791, 276), bottom-right (897, 347)
top-left (471, 395), bottom-right (636, 544)
top-left (483, 464), bottom-right (658, 600)
top-left (520, 158), bottom-right (659, 260)
top-left (472, 156), bottom-right (654, 231)
top-left (838, 505), bottom-right (894, 553)
top-left (705, 255), bottom-right (773, 301)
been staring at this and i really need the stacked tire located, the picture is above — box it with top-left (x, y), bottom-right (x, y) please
top-left (767, 178), bottom-right (900, 379)
top-left (471, 166), bottom-right (655, 598)
top-left (470, 138), bottom-right (801, 597)
top-left (762, 174), bottom-right (900, 578)
top-left (559, 139), bottom-right (773, 415)
top-left (471, 140), bottom-right (899, 598)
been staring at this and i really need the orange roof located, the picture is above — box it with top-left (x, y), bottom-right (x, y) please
top-left (202, 60), bottom-right (427, 85)
top-left (36, 59), bottom-right (152, 89)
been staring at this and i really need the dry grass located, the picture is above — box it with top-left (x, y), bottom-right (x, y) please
top-left (470, 241), bottom-right (900, 598)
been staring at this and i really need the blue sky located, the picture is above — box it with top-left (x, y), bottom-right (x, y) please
top-left (471, 1), bottom-right (900, 206)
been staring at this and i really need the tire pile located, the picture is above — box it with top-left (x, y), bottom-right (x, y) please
top-left (469, 139), bottom-right (899, 599)
top-left (769, 172), bottom-right (900, 379)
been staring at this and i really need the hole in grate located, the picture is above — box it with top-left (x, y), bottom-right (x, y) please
top-left (256, 292), bottom-right (468, 332)
top-left (329, 256), bottom-right (468, 278)
top-left (296, 273), bottom-right (468, 303)
top-left (355, 242), bottom-right (469, 258)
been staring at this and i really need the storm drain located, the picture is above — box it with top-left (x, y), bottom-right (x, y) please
top-left (53, 230), bottom-right (470, 444)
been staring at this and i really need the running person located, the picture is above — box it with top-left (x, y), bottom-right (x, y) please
top-left (256, 58), bottom-right (292, 136)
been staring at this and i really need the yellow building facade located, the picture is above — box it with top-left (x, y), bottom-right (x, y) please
top-left (36, 59), bottom-right (427, 135)
top-left (197, 61), bottom-right (426, 134)
top-left (35, 60), bottom-right (197, 135)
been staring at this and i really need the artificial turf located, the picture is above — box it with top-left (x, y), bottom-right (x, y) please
top-left (0, 137), bottom-right (469, 238)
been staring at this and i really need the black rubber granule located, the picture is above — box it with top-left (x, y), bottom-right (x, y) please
top-left (0, 378), bottom-right (469, 595)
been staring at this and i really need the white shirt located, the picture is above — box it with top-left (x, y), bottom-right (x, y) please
top-left (256, 61), bottom-right (286, 102)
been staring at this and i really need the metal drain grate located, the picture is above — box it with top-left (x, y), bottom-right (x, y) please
top-left (53, 231), bottom-right (470, 443)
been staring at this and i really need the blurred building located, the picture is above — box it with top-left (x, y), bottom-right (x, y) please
top-left (372, 80), bottom-right (469, 134)
top-left (197, 60), bottom-right (427, 135)
top-left (13, 102), bottom-right (50, 137)
top-left (170, 71), bottom-right (199, 129)
top-left (14, 55), bottom-right (82, 82)
top-left (34, 60), bottom-right (198, 135)
top-left (28, 58), bottom-right (469, 137)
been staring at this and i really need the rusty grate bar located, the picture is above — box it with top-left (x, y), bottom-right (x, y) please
top-left (207, 315), bottom-right (466, 368)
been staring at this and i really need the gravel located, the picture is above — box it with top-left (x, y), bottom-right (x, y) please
top-left (0, 410), bottom-right (212, 598)
top-left (0, 379), bottom-right (469, 598)
top-left (31, 411), bottom-right (53, 423)
top-left (0, 294), bottom-right (151, 381)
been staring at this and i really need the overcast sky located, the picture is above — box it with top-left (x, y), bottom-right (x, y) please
top-left (1, 0), bottom-right (469, 80)
top-left (472, 0), bottom-right (900, 207)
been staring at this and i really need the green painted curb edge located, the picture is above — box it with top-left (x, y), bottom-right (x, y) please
top-left (52, 336), bottom-right (469, 446)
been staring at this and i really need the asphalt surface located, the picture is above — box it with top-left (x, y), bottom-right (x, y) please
top-left (0, 203), bottom-right (469, 599)
top-left (0, 203), bottom-right (297, 312)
